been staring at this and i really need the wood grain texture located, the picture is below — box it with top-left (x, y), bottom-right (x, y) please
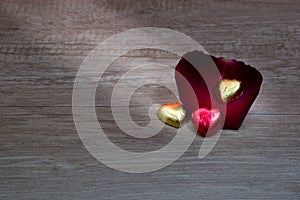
top-left (0, 0), bottom-right (299, 199)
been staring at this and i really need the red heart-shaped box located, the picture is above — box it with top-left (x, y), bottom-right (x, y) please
top-left (175, 51), bottom-right (263, 130)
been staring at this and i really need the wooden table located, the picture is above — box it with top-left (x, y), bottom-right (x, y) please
top-left (1, 0), bottom-right (299, 199)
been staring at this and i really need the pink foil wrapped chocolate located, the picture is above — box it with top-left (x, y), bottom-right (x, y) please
top-left (175, 51), bottom-right (263, 130)
top-left (192, 107), bottom-right (222, 137)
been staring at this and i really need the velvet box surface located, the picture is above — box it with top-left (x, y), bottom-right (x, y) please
top-left (175, 51), bottom-right (263, 130)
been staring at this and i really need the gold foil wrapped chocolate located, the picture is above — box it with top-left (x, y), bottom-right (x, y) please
top-left (157, 102), bottom-right (186, 128)
top-left (216, 79), bottom-right (243, 103)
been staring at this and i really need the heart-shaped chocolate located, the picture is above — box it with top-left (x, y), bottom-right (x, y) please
top-left (192, 108), bottom-right (222, 137)
top-left (215, 79), bottom-right (243, 103)
top-left (157, 102), bottom-right (186, 128)
top-left (175, 51), bottom-right (263, 130)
